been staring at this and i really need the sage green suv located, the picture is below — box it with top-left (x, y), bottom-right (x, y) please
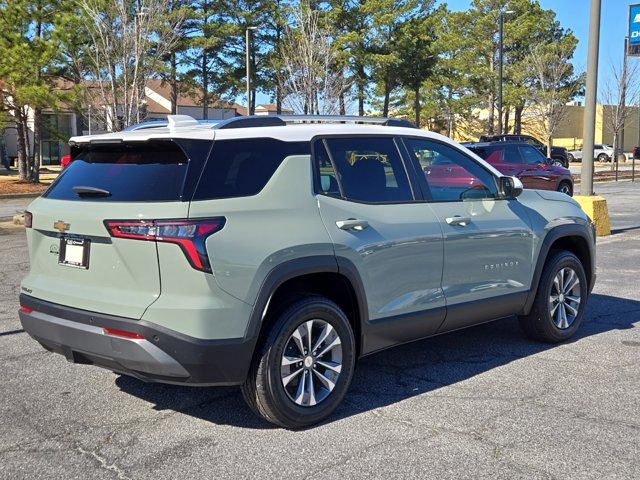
top-left (19, 115), bottom-right (595, 428)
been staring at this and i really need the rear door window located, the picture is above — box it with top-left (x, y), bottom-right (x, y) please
top-left (44, 141), bottom-right (194, 202)
top-left (193, 138), bottom-right (310, 200)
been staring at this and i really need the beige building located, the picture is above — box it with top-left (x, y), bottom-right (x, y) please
top-left (453, 103), bottom-right (640, 153)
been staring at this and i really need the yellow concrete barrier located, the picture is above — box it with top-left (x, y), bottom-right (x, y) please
top-left (573, 195), bottom-right (610, 236)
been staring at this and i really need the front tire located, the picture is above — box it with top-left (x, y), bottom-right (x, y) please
top-left (567, 153), bottom-right (575, 163)
top-left (519, 251), bottom-right (588, 343)
top-left (241, 296), bottom-right (356, 429)
top-left (597, 153), bottom-right (609, 162)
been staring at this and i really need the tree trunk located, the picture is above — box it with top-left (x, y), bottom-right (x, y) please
top-left (382, 75), bottom-right (392, 117)
top-left (504, 106), bottom-right (510, 134)
top-left (32, 108), bottom-right (41, 183)
top-left (275, 19), bottom-right (283, 115)
top-left (612, 133), bottom-right (618, 171)
top-left (32, 12), bottom-right (42, 182)
top-left (488, 53), bottom-right (495, 135)
top-left (15, 111), bottom-right (28, 182)
top-left (414, 86), bottom-right (421, 128)
top-left (487, 91), bottom-right (495, 135)
top-left (202, 50), bottom-right (208, 119)
top-left (339, 90), bottom-right (345, 115)
top-left (357, 64), bottom-right (366, 116)
top-left (171, 52), bottom-right (178, 115)
top-left (514, 104), bottom-right (524, 134)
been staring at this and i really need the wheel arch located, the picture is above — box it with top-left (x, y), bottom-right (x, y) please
top-left (245, 256), bottom-right (368, 356)
top-left (521, 224), bottom-right (595, 315)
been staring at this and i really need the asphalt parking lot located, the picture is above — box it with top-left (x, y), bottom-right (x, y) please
top-left (1, 182), bottom-right (639, 479)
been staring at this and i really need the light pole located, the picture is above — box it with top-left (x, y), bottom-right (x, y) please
top-left (498, 10), bottom-right (515, 135)
top-left (246, 26), bottom-right (258, 116)
top-left (580, 0), bottom-right (602, 196)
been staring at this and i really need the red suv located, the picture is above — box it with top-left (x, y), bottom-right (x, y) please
top-left (463, 142), bottom-right (574, 196)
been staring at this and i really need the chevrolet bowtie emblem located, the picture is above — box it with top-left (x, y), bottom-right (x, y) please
top-left (53, 220), bottom-right (70, 232)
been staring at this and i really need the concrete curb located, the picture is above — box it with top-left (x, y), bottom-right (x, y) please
top-left (0, 193), bottom-right (41, 200)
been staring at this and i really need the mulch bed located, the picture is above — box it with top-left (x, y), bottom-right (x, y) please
top-left (0, 180), bottom-right (49, 195)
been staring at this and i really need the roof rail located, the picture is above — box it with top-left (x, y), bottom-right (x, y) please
top-left (214, 115), bottom-right (418, 130)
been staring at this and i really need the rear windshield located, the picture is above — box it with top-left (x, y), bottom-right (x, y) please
top-left (44, 141), bottom-right (189, 202)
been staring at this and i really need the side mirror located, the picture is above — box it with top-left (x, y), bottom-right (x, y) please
top-left (500, 176), bottom-right (523, 199)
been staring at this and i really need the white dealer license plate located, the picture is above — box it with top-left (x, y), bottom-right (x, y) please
top-left (59, 237), bottom-right (90, 269)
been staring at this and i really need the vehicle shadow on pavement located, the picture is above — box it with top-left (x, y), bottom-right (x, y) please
top-left (115, 293), bottom-right (639, 429)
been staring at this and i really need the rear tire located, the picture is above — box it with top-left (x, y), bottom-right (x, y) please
top-left (241, 296), bottom-right (356, 429)
top-left (567, 153), bottom-right (575, 163)
top-left (519, 251), bottom-right (588, 343)
top-left (597, 153), bottom-right (609, 163)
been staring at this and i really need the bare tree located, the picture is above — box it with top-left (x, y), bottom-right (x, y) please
top-left (526, 42), bottom-right (582, 156)
top-left (600, 57), bottom-right (640, 166)
top-left (79, 0), bottom-right (185, 131)
top-left (277, 2), bottom-right (351, 115)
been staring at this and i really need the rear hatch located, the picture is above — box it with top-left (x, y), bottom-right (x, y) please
top-left (22, 139), bottom-right (209, 319)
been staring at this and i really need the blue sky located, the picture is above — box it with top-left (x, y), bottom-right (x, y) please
top-left (443, 0), bottom-right (633, 95)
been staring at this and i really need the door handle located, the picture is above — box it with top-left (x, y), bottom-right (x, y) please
top-left (336, 219), bottom-right (369, 231)
top-left (446, 216), bottom-right (472, 226)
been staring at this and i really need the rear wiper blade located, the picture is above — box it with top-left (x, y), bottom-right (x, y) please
top-left (72, 186), bottom-right (112, 197)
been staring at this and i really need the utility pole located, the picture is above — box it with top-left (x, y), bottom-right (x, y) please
top-left (497, 10), bottom-right (515, 135)
top-left (617, 37), bottom-right (628, 182)
top-left (580, 0), bottom-right (602, 196)
top-left (245, 26), bottom-right (258, 116)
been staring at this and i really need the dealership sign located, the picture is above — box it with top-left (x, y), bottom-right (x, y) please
top-left (630, 4), bottom-right (640, 44)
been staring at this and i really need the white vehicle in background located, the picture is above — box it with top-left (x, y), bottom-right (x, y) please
top-left (568, 144), bottom-right (613, 163)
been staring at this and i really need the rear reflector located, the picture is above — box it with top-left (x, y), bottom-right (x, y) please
top-left (24, 211), bottom-right (33, 228)
top-left (103, 218), bottom-right (225, 273)
top-left (103, 328), bottom-right (144, 339)
top-left (19, 306), bottom-right (33, 314)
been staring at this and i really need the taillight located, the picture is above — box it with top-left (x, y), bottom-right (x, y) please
top-left (24, 211), bottom-right (33, 228)
top-left (103, 218), bottom-right (225, 273)
top-left (103, 328), bottom-right (144, 339)
top-left (61, 154), bottom-right (71, 169)
top-left (19, 306), bottom-right (33, 314)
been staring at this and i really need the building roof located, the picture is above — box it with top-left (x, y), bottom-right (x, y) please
top-left (144, 79), bottom-right (246, 114)
top-left (255, 103), bottom-right (294, 114)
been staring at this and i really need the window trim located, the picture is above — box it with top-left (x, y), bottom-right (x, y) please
top-left (310, 134), bottom-right (422, 205)
top-left (398, 136), bottom-right (507, 204)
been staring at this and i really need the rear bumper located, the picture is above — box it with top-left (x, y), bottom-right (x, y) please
top-left (18, 294), bottom-right (256, 386)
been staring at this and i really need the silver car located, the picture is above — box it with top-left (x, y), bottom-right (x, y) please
top-left (569, 144), bottom-right (613, 163)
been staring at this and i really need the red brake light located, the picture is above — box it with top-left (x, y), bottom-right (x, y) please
top-left (103, 218), bottom-right (225, 273)
top-left (24, 211), bottom-right (33, 228)
top-left (61, 154), bottom-right (71, 169)
top-left (19, 306), bottom-right (33, 314)
top-left (103, 328), bottom-right (144, 339)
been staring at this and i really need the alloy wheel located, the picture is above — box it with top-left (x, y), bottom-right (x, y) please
top-left (549, 267), bottom-right (581, 329)
top-left (280, 319), bottom-right (343, 407)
